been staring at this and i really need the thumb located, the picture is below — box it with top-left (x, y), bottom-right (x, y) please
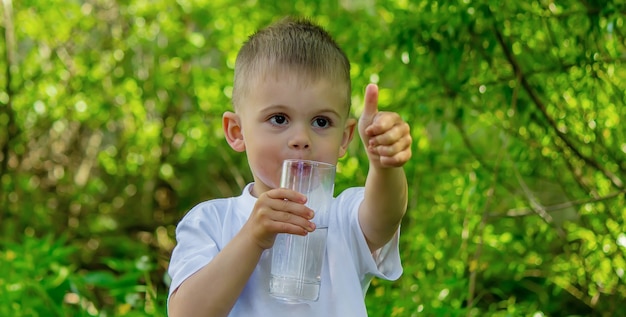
top-left (359, 83), bottom-right (379, 130)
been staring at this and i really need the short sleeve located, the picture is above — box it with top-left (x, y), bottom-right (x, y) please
top-left (167, 203), bottom-right (222, 299)
top-left (334, 187), bottom-right (403, 286)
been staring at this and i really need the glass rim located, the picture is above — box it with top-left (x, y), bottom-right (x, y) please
top-left (282, 159), bottom-right (335, 169)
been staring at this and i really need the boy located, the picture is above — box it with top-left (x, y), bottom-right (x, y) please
top-left (167, 17), bottom-right (412, 316)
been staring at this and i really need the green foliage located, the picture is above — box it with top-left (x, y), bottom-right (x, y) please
top-left (0, 234), bottom-right (78, 316)
top-left (0, 234), bottom-right (165, 316)
top-left (1, 0), bottom-right (625, 315)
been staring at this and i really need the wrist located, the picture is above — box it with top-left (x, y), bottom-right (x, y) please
top-left (238, 223), bottom-right (274, 253)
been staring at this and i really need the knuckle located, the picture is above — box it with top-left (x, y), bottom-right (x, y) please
top-left (278, 222), bottom-right (290, 233)
top-left (281, 211), bottom-right (292, 222)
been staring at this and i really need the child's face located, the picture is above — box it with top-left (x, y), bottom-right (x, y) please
top-left (236, 72), bottom-right (355, 197)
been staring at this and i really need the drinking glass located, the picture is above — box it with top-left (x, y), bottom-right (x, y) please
top-left (269, 159), bottom-right (335, 302)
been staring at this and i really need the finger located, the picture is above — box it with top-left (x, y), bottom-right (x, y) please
top-left (270, 210), bottom-right (316, 232)
top-left (261, 189), bottom-right (316, 220)
top-left (267, 199), bottom-right (316, 233)
top-left (365, 111), bottom-right (404, 137)
top-left (280, 223), bottom-right (314, 236)
top-left (271, 199), bottom-right (314, 220)
top-left (371, 135), bottom-right (412, 157)
top-left (359, 84), bottom-right (379, 130)
top-left (265, 188), bottom-right (307, 204)
top-left (255, 190), bottom-right (313, 219)
top-left (265, 220), bottom-right (313, 236)
top-left (253, 197), bottom-right (315, 235)
top-left (368, 121), bottom-right (410, 146)
top-left (379, 148), bottom-right (413, 167)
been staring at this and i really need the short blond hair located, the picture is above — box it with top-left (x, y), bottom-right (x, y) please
top-left (232, 17), bottom-right (351, 110)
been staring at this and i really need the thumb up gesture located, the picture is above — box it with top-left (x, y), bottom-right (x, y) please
top-left (358, 84), bottom-right (412, 168)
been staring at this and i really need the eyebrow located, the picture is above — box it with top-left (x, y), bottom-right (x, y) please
top-left (260, 104), bottom-right (343, 118)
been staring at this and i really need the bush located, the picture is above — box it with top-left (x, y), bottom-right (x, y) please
top-left (0, 234), bottom-right (166, 316)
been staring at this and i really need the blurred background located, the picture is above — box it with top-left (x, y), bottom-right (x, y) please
top-left (1, 0), bottom-right (625, 316)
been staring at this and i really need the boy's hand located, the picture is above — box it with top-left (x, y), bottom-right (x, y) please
top-left (241, 188), bottom-right (315, 250)
top-left (358, 84), bottom-right (412, 168)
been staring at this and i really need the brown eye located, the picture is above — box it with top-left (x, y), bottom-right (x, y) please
top-left (312, 117), bottom-right (331, 128)
top-left (270, 114), bottom-right (288, 125)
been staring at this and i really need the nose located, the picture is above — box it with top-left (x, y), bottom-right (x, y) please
top-left (288, 125), bottom-right (311, 150)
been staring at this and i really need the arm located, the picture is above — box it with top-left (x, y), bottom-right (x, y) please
top-left (168, 188), bottom-right (315, 317)
top-left (168, 229), bottom-right (264, 317)
top-left (357, 84), bottom-right (412, 252)
top-left (359, 165), bottom-right (408, 251)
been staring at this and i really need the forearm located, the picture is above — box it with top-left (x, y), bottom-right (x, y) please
top-left (359, 165), bottom-right (408, 251)
top-left (168, 230), bottom-right (264, 317)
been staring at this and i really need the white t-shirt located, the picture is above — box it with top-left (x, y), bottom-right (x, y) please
top-left (168, 183), bottom-right (402, 316)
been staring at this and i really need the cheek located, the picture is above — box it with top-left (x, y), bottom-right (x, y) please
top-left (247, 135), bottom-right (280, 155)
top-left (245, 139), bottom-right (283, 187)
top-left (259, 164), bottom-right (280, 185)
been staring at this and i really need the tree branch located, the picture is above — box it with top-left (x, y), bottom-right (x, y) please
top-left (1, 0), bottom-right (16, 175)
top-left (495, 188), bottom-right (626, 218)
top-left (466, 127), bottom-right (509, 313)
top-left (492, 21), bottom-right (624, 190)
top-left (1, 0), bottom-right (17, 218)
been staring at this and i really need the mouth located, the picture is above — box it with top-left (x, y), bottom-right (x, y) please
top-left (289, 160), bottom-right (313, 177)
top-left (280, 159), bottom-right (336, 191)
top-left (282, 159), bottom-right (334, 171)
top-left (280, 159), bottom-right (315, 189)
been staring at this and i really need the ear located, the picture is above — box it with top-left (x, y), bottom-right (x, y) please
top-left (223, 111), bottom-right (246, 152)
top-left (339, 118), bottom-right (357, 157)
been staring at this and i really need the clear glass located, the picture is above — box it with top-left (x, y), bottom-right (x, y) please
top-left (269, 159), bottom-right (336, 303)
